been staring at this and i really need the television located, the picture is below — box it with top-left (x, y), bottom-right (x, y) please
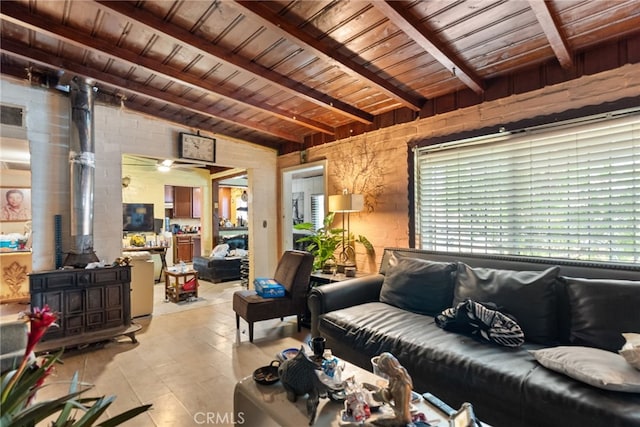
top-left (123, 203), bottom-right (155, 232)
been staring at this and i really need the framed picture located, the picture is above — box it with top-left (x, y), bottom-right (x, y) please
top-left (0, 187), bottom-right (31, 221)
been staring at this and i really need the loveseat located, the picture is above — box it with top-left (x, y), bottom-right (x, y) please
top-left (308, 248), bottom-right (640, 427)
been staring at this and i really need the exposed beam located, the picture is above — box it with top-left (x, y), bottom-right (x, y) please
top-left (528, 0), bottom-right (573, 69)
top-left (0, 38), bottom-right (302, 143)
top-left (234, 0), bottom-right (423, 112)
top-left (96, 0), bottom-right (373, 125)
top-left (0, 1), bottom-right (333, 136)
top-left (370, 0), bottom-right (484, 95)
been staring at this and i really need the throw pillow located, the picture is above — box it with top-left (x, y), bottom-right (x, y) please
top-left (530, 346), bottom-right (640, 393)
top-left (453, 263), bottom-right (561, 345)
top-left (620, 332), bottom-right (640, 371)
top-left (561, 277), bottom-right (640, 352)
top-left (436, 299), bottom-right (525, 347)
top-left (379, 252), bottom-right (456, 316)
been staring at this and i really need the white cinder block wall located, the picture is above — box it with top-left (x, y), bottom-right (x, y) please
top-left (1, 76), bottom-right (279, 281)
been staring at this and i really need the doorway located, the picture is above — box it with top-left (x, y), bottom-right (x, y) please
top-left (281, 160), bottom-right (327, 251)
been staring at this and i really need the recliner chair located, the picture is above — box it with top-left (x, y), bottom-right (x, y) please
top-left (232, 250), bottom-right (313, 342)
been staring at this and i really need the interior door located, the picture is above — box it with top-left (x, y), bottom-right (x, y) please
top-left (281, 160), bottom-right (327, 252)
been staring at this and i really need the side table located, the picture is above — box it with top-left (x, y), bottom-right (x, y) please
top-left (164, 269), bottom-right (199, 303)
top-left (310, 271), bottom-right (369, 286)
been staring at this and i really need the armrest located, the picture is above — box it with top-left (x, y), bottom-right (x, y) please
top-left (308, 273), bottom-right (384, 337)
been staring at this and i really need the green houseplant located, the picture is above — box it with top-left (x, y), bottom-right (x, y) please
top-left (294, 212), bottom-right (342, 271)
top-left (294, 212), bottom-right (374, 272)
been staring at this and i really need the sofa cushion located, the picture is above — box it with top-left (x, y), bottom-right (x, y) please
top-left (561, 277), bottom-right (640, 352)
top-left (531, 346), bottom-right (640, 393)
top-left (620, 333), bottom-right (640, 371)
top-left (453, 263), bottom-right (560, 345)
top-left (379, 252), bottom-right (456, 316)
top-left (318, 302), bottom-right (545, 425)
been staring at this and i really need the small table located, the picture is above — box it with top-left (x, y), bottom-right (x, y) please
top-left (310, 271), bottom-right (369, 286)
top-left (164, 269), bottom-right (199, 303)
top-left (233, 356), bottom-right (490, 427)
top-left (124, 246), bottom-right (168, 282)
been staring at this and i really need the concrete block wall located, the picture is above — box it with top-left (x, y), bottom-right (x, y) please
top-left (278, 62), bottom-right (640, 273)
top-left (1, 76), bottom-right (280, 280)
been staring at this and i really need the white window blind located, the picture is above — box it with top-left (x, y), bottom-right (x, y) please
top-left (415, 113), bottom-right (640, 264)
top-left (310, 194), bottom-right (325, 232)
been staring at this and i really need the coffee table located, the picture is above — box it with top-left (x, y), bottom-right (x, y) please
top-left (233, 356), bottom-right (489, 427)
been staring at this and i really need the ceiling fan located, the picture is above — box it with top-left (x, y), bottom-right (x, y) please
top-left (122, 154), bottom-right (207, 172)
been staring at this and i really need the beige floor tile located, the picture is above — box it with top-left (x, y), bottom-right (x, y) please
top-left (2, 278), bottom-right (311, 426)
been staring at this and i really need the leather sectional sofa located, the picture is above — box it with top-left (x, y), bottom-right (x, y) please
top-left (308, 248), bottom-right (640, 427)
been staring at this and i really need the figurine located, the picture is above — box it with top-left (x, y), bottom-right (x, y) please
top-left (369, 352), bottom-right (413, 426)
top-left (278, 346), bottom-right (328, 425)
top-left (112, 256), bottom-right (132, 266)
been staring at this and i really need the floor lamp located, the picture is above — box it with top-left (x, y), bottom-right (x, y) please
top-left (328, 190), bottom-right (364, 271)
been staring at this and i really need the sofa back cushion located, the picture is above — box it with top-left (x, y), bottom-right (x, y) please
top-left (453, 263), bottom-right (560, 345)
top-left (560, 277), bottom-right (640, 352)
top-left (379, 252), bottom-right (456, 316)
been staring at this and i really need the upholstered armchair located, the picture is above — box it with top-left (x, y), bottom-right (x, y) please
top-left (232, 250), bottom-right (313, 342)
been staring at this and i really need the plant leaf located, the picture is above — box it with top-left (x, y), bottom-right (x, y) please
top-left (96, 404), bottom-right (153, 427)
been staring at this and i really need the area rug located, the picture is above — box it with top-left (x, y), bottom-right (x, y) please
top-left (149, 279), bottom-right (243, 317)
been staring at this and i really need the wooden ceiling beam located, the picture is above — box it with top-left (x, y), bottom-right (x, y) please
top-left (528, 0), bottom-right (573, 69)
top-left (370, 0), bottom-right (484, 95)
top-left (234, 0), bottom-right (423, 112)
top-left (96, 0), bottom-right (373, 125)
top-left (0, 38), bottom-right (302, 143)
top-left (0, 1), bottom-right (333, 136)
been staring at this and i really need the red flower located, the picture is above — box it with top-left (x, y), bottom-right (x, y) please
top-left (20, 305), bottom-right (58, 357)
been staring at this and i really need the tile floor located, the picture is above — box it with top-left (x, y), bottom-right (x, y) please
top-left (1, 279), bottom-right (310, 426)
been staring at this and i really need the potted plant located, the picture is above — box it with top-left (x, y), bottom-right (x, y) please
top-left (294, 212), bottom-right (342, 272)
top-left (1, 306), bottom-right (151, 426)
top-left (294, 212), bottom-right (374, 272)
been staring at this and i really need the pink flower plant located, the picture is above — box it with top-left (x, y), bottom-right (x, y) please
top-left (23, 304), bottom-right (59, 357)
top-left (0, 305), bottom-right (151, 426)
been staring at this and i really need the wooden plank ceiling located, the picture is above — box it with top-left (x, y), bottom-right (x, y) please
top-left (1, 0), bottom-right (639, 157)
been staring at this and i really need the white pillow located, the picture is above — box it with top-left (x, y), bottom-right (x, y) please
top-left (620, 332), bottom-right (640, 371)
top-left (209, 244), bottom-right (229, 259)
top-left (530, 346), bottom-right (640, 392)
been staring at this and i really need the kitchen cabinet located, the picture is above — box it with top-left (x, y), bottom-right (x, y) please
top-left (174, 234), bottom-right (201, 263)
top-left (164, 185), bottom-right (174, 203)
top-left (168, 186), bottom-right (202, 219)
top-left (173, 186), bottom-right (193, 218)
top-left (175, 235), bottom-right (193, 263)
top-left (192, 187), bottom-right (202, 218)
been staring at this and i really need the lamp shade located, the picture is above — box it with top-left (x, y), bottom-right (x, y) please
top-left (329, 194), bottom-right (364, 213)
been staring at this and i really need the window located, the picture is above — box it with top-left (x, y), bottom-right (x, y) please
top-left (310, 194), bottom-right (325, 232)
top-left (415, 111), bottom-right (639, 264)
